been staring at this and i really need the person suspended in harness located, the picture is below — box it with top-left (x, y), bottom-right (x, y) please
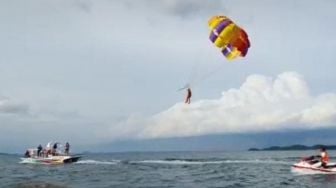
top-left (185, 88), bottom-right (192, 104)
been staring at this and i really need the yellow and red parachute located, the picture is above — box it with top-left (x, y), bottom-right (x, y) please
top-left (208, 16), bottom-right (250, 60)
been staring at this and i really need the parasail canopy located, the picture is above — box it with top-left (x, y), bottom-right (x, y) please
top-left (208, 16), bottom-right (250, 60)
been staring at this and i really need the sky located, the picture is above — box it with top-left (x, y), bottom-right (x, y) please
top-left (0, 0), bottom-right (336, 153)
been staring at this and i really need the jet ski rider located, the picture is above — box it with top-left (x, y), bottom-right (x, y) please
top-left (304, 147), bottom-right (330, 168)
top-left (319, 147), bottom-right (330, 168)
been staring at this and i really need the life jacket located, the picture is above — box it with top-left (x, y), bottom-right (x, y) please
top-left (321, 151), bottom-right (330, 163)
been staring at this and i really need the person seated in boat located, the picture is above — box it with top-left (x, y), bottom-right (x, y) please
top-left (65, 142), bottom-right (70, 155)
top-left (37, 144), bottom-right (43, 157)
top-left (46, 149), bottom-right (51, 156)
top-left (40, 148), bottom-right (46, 157)
top-left (24, 150), bottom-right (30, 158)
top-left (46, 142), bottom-right (52, 156)
top-left (52, 142), bottom-right (58, 156)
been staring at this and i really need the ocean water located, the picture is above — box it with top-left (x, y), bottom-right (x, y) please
top-left (2, 150), bottom-right (336, 188)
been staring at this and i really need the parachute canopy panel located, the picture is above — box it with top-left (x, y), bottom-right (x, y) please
top-left (208, 16), bottom-right (250, 61)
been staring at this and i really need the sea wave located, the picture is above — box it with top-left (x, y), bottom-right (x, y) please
top-left (10, 181), bottom-right (67, 188)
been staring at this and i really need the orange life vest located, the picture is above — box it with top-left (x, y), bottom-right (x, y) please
top-left (321, 152), bottom-right (330, 163)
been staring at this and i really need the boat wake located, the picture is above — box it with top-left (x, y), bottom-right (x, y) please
top-left (130, 159), bottom-right (291, 165)
top-left (75, 160), bottom-right (119, 165)
top-left (50, 158), bottom-right (292, 166)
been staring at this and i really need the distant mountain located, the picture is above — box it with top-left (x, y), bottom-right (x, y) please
top-left (248, 144), bottom-right (336, 151)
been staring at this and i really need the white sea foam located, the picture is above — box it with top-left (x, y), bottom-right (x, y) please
top-left (131, 160), bottom-right (220, 165)
top-left (131, 159), bottom-right (291, 165)
top-left (75, 160), bottom-right (119, 165)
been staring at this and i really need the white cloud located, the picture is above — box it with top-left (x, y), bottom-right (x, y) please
top-left (118, 0), bottom-right (224, 18)
top-left (150, 0), bottom-right (225, 17)
top-left (0, 97), bottom-right (29, 114)
top-left (135, 72), bottom-right (336, 139)
top-left (1, 71), bottom-right (335, 152)
top-left (301, 94), bottom-right (336, 125)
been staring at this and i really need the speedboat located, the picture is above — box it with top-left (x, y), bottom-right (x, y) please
top-left (292, 157), bottom-right (336, 173)
top-left (21, 146), bottom-right (81, 165)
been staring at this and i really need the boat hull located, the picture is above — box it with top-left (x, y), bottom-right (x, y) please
top-left (21, 155), bottom-right (81, 165)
